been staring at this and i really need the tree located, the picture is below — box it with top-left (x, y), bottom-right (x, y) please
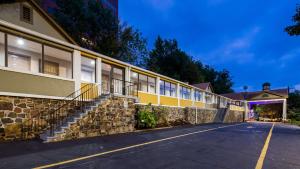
top-left (53, 0), bottom-right (147, 65)
top-left (288, 90), bottom-right (300, 120)
top-left (146, 36), bottom-right (234, 94)
top-left (285, 4), bottom-right (300, 36)
top-left (146, 36), bottom-right (203, 84)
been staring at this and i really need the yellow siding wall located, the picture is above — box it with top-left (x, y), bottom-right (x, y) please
top-left (180, 99), bottom-right (193, 107)
top-left (160, 96), bottom-right (178, 106)
top-left (194, 101), bottom-right (205, 108)
top-left (138, 92), bottom-right (158, 105)
top-left (81, 83), bottom-right (99, 99)
top-left (230, 105), bottom-right (245, 111)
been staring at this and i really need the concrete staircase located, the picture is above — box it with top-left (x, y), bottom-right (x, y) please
top-left (214, 108), bottom-right (229, 122)
top-left (40, 94), bottom-right (110, 142)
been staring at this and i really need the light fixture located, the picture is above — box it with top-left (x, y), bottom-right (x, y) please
top-left (90, 60), bottom-right (95, 65)
top-left (17, 38), bottom-right (24, 46)
top-left (132, 72), bottom-right (137, 77)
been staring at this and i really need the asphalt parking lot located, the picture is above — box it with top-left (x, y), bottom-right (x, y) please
top-left (0, 122), bottom-right (299, 169)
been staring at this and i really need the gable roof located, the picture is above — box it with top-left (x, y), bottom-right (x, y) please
top-left (221, 88), bottom-right (289, 101)
top-left (0, 0), bottom-right (77, 45)
top-left (192, 82), bottom-right (213, 92)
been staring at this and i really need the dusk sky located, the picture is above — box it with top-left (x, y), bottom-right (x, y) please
top-left (119, 0), bottom-right (300, 92)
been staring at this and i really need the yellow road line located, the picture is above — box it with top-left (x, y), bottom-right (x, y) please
top-left (255, 123), bottom-right (275, 169)
top-left (33, 123), bottom-right (243, 169)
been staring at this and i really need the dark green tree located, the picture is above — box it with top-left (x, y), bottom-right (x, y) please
top-left (146, 36), bottom-right (234, 94)
top-left (146, 36), bottom-right (203, 84)
top-left (288, 90), bottom-right (300, 120)
top-left (285, 4), bottom-right (300, 36)
top-left (53, 0), bottom-right (147, 65)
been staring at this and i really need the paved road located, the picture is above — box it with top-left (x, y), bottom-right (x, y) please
top-left (0, 122), bottom-right (299, 169)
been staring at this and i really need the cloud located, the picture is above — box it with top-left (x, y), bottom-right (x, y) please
top-left (198, 26), bottom-right (261, 65)
top-left (278, 48), bottom-right (300, 68)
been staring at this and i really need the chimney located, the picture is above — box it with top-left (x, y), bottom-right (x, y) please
top-left (262, 82), bottom-right (271, 91)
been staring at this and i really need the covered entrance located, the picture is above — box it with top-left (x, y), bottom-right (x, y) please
top-left (222, 83), bottom-right (288, 122)
top-left (247, 99), bottom-right (287, 122)
top-left (101, 62), bottom-right (125, 95)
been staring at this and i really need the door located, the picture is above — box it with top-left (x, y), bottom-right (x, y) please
top-left (101, 62), bottom-right (125, 95)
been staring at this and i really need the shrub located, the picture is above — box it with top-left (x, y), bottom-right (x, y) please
top-left (137, 105), bottom-right (157, 129)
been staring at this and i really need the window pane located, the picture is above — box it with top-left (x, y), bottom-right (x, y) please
top-left (81, 56), bottom-right (96, 83)
top-left (131, 71), bottom-right (138, 86)
top-left (7, 35), bottom-right (42, 73)
top-left (0, 32), bottom-right (4, 67)
top-left (160, 80), bottom-right (165, 95)
top-left (165, 82), bottom-right (171, 96)
top-left (44, 46), bottom-right (72, 78)
top-left (101, 62), bottom-right (112, 94)
top-left (170, 83), bottom-right (176, 97)
top-left (139, 74), bottom-right (147, 92)
top-left (148, 76), bottom-right (156, 94)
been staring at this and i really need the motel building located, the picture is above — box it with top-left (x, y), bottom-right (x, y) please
top-left (222, 83), bottom-right (288, 122)
top-left (0, 0), bottom-right (280, 142)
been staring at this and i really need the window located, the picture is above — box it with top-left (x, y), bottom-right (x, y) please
top-left (148, 77), bottom-right (156, 94)
top-left (206, 93), bottom-right (212, 104)
top-left (130, 71), bottom-right (156, 94)
top-left (160, 80), bottom-right (165, 95)
top-left (7, 35), bottom-right (42, 73)
top-left (180, 86), bottom-right (191, 99)
top-left (170, 83), bottom-right (177, 97)
top-left (160, 80), bottom-right (177, 97)
top-left (81, 56), bottom-right (96, 83)
top-left (131, 71), bottom-right (138, 86)
top-left (20, 4), bottom-right (33, 24)
top-left (44, 45), bottom-right (72, 78)
top-left (165, 82), bottom-right (171, 96)
top-left (139, 74), bottom-right (147, 92)
top-left (194, 90), bottom-right (202, 101)
top-left (0, 32), bottom-right (4, 67)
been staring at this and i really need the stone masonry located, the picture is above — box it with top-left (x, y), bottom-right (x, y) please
top-left (136, 105), bottom-right (244, 127)
top-left (0, 96), bottom-right (66, 141)
top-left (52, 96), bottom-right (136, 142)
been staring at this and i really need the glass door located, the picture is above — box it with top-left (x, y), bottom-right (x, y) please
top-left (101, 62), bottom-right (125, 95)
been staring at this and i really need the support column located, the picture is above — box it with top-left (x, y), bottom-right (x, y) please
top-left (283, 99), bottom-right (287, 121)
top-left (244, 101), bottom-right (249, 121)
top-left (156, 77), bottom-right (160, 105)
top-left (125, 66), bottom-right (131, 96)
top-left (73, 50), bottom-right (81, 91)
top-left (96, 58), bottom-right (102, 94)
top-left (177, 83), bottom-right (180, 107)
top-left (191, 88), bottom-right (195, 106)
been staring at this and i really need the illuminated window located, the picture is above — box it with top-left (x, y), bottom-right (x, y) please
top-left (44, 45), bottom-right (72, 78)
top-left (7, 35), bottom-right (42, 73)
top-left (81, 56), bottom-right (96, 83)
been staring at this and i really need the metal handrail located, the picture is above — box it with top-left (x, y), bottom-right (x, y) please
top-left (21, 78), bottom-right (138, 140)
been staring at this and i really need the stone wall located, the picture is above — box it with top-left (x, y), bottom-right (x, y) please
top-left (136, 105), bottom-right (244, 127)
top-left (224, 110), bottom-right (244, 123)
top-left (53, 96), bottom-right (136, 142)
top-left (0, 96), bottom-right (66, 141)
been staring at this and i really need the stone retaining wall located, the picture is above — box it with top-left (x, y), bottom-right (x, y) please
top-left (53, 96), bottom-right (136, 142)
top-left (136, 105), bottom-right (244, 127)
top-left (0, 96), bottom-right (64, 141)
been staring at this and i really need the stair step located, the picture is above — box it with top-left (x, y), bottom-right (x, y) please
top-left (39, 94), bottom-right (110, 142)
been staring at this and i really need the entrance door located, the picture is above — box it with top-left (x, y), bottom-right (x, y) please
top-left (101, 62), bottom-right (125, 95)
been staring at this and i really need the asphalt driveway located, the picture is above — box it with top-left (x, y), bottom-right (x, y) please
top-left (0, 122), bottom-right (299, 169)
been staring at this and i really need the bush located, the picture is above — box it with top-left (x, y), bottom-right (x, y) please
top-left (137, 108), bottom-right (157, 129)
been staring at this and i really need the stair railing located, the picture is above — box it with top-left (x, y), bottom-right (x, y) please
top-left (21, 83), bottom-right (90, 140)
